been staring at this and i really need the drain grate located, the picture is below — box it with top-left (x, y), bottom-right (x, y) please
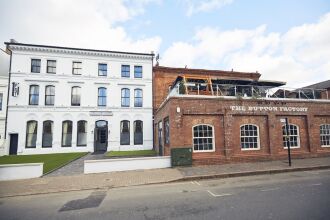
top-left (59, 191), bottom-right (107, 212)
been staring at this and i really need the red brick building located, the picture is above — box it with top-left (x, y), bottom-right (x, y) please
top-left (153, 66), bottom-right (330, 165)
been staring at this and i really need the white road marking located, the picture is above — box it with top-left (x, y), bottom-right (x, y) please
top-left (311, 183), bottom-right (322, 186)
top-left (260, 187), bottom-right (279, 192)
top-left (194, 181), bottom-right (201, 186)
top-left (207, 190), bottom-right (232, 197)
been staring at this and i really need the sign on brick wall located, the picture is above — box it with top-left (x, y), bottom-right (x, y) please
top-left (230, 105), bottom-right (308, 112)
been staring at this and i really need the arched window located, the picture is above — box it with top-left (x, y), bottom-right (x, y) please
top-left (240, 124), bottom-right (260, 150)
top-left (120, 120), bottom-right (130, 145)
top-left (77, 120), bottom-right (87, 146)
top-left (45, 85), bottom-right (55, 106)
top-left (320, 124), bottom-right (330, 147)
top-left (121, 88), bottom-right (130, 107)
top-left (192, 124), bottom-right (214, 151)
top-left (282, 124), bottom-right (300, 148)
top-left (29, 85), bottom-right (39, 105)
top-left (71, 86), bottom-right (81, 106)
top-left (134, 120), bottom-right (143, 145)
top-left (98, 87), bottom-right (107, 106)
top-left (134, 89), bottom-right (143, 107)
top-left (26, 120), bottom-right (38, 148)
top-left (62, 120), bottom-right (72, 147)
top-left (42, 120), bottom-right (53, 148)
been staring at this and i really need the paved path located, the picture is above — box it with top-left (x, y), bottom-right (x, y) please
top-left (46, 153), bottom-right (107, 177)
top-left (0, 157), bottom-right (329, 198)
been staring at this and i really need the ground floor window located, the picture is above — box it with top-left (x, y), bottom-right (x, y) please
top-left (26, 120), bottom-right (37, 148)
top-left (192, 124), bottom-right (214, 151)
top-left (320, 124), bottom-right (330, 147)
top-left (240, 124), bottom-right (260, 150)
top-left (120, 120), bottom-right (130, 145)
top-left (282, 124), bottom-right (300, 148)
top-left (164, 117), bottom-right (170, 145)
top-left (42, 120), bottom-right (53, 148)
top-left (62, 120), bottom-right (72, 147)
top-left (134, 120), bottom-right (143, 145)
top-left (77, 120), bottom-right (87, 146)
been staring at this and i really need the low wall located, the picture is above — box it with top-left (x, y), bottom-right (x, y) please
top-left (0, 163), bottom-right (43, 181)
top-left (84, 156), bottom-right (171, 174)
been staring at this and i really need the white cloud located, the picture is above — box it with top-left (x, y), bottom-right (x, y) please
top-left (0, 0), bottom-right (161, 53)
top-left (162, 12), bottom-right (330, 87)
top-left (185, 0), bottom-right (234, 16)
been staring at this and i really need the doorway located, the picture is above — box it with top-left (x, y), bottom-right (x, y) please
top-left (9, 134), bottom-right (18, 155)
top-left (94, 120), bottom-right (108, 152)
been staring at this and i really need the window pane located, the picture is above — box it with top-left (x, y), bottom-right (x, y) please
top-left (42, 121), bottom-right (53, 148)
top-left (120, 120), bottom-right (130, 145)
top-left (26, 121), bottom-right (37, 148)
top-left (192, 125), bottom-right (213, 151)
top-left (121, 65), bottom-right (130, 77)
top-left (98, 63), bottom-right (107, 76)
top-left (134, 66), bottom-right (142, 78)
top-left (134, 120), bottom-right (143, 145)
top-left (62, 121), bottom-right (72, 147)
top-left (77, 121), bottom-right (87, 146)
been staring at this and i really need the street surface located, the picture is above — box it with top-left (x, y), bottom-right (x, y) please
top-left (1, 169), bottom-right (329, 220)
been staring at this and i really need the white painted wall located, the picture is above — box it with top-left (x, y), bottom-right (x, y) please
top-left (84, 156), bottom-right (171, 173)
top-left (0, 50), bottom-right (9, 156)
top-left (5, 44), bottom-right (153, 155)
top-left (0, 163), bottom-right (43, 181)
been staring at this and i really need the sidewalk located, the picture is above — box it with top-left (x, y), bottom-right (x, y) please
top-left (0, 157), bottom-right (329, 198)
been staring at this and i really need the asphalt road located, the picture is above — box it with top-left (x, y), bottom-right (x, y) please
top-left (1, 169), bottom-right (330, 220)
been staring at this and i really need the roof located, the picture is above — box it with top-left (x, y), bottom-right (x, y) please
top-left (4, 42), bottom-right (155, 57)
top-left (153, 66), bottom-right (261, 79)
top-left (303, 80), bottom-right (330, 90)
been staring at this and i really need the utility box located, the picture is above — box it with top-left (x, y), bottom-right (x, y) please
top-left (171, 147), bottom-right (192, 166)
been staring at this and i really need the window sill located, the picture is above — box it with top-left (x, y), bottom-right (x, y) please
top-left (193, 149), bottom-right (215, 153)
top-left (283, 146), bottom-right (300, 149)
top-left (321, 145), bottom-right (330, 148)
top-left (241, 148), bottom-right (260, 151)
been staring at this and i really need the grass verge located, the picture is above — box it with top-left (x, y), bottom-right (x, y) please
top-left (0, 152), bottom-right (88, 174)
top-left (106, 150), bottom-right (157, 157)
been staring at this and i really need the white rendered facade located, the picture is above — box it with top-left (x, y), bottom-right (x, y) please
top-left (5, 43), bottom-right (154, 155)
top-left (0, 50), bottom-right (9, 156)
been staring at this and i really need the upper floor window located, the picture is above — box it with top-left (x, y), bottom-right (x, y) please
top-left (31, 59), bottom-right (41, 73)
top-left (29, 85), bottom-right (39, 105)
top-left (0, 93), bottom-right (3, 111)
top-left (98, 63), bottom-right (107, 76)
top-left (121, 88), bottom-right (130, 107)
top-left (120, 120), bottom-right (130, 145)
top-left (320, 124), bottom-right (330, 147)
top-left (134, 120), bottom-right (143, 145)
top-left (134, 66), bottom-right (142, 78)
top-left (26, 120), bottom-right (37, 148)
top-left (98, 87), bottom-right (107, 106)
top-left (42, 120), bottom-right (53, 148)
top-left (71, 86), bottom-right (81, 106)
top-left (45, 85), bottom-right (55, 106)
top-left (193, 124), bottom-right (214, 152)
top-left (62, 120), bottom-right (72, 147)
top-left (282, 124), bottom-right (300, 148)
top-left (240, 124), bottom-right (260, 150)
top-left (47, 60), bottom-right (56, 74)
top-left (121, 65), bottom-right (130, 77)
top-left (72, 62), bottom-right (82, 75)
top-left (134, 89), bottom-right (143, 107)
top-left (77, 120), bottom-right (87, 146)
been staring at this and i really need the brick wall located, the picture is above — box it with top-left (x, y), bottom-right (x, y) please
top-left (154, 96), bottom-right (330, 165)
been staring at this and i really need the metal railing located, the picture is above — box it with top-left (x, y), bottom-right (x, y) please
top-left (171, 82), bottom-right (329, 100)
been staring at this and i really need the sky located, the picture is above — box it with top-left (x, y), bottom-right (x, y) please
top-left (0, 0), bottom-right (329, 87)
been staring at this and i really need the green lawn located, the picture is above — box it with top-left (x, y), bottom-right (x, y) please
top-left (106, 150), bottom-right (157, 157)
top-left (0, 152), bottom-right (88, 174)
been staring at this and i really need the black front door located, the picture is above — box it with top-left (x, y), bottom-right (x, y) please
top-left (9, 134), bottom-right (18, 155)
top-left (94, 121), bottom-right (108, 152)
top-left (158, 122), bottom-right (163, 156)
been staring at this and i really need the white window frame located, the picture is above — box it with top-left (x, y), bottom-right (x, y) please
top-left (320, 124), bottom-right (330, 147)
top-left (240, 124), bottom-right (260, 151)
top-left (192, 124), bottom-right (215, 153)
top-left (282, 124), bottom-right (300, 149)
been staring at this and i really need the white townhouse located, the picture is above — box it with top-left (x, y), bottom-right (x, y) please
top-left (0, 49), bottom-right (9, 155)
top-left (4, 42), bottom-right (154, 155)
